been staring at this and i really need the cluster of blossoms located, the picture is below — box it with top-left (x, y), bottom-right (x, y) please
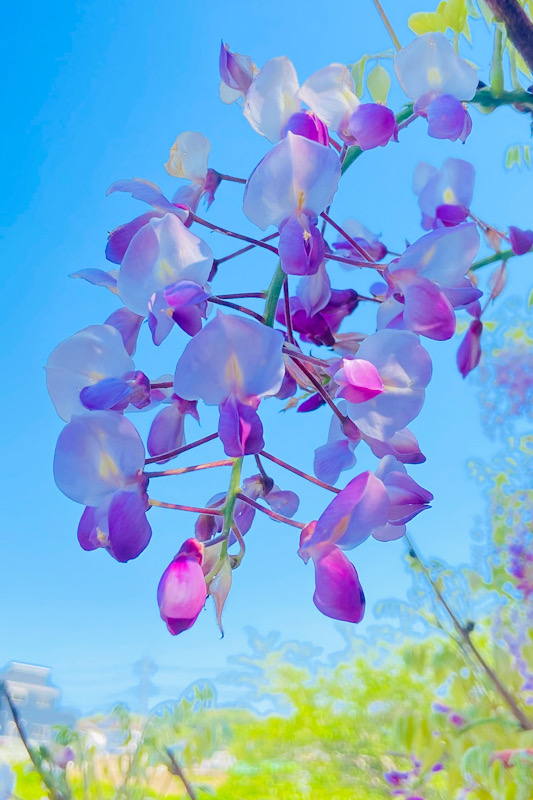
top-left (46, 32), bottom-right (533, 637)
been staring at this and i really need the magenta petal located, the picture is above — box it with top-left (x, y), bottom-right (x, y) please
top-left (348, 104), bottom-right (398, 150)
top-left (218, 395), bottom-right (264, 457)
top-left (509, 226), bottom-right (533, 256)
top-left (157, 540), bottom-right (206, 636)
top-left (147, 402), bottom-right (186, 461)
top-left (312, 546), bottom-right (365, 623)
top-left (335, 358), bottom-right (384, 403)
top-left (282, 111), bottom-right (329, 145)
top-left (108, 491), bottom-right (152, 562)
top-left (384, 471), bottom-right (433, 524)
top-left (457, 319), bottom-right (483, 378)
top-left (362, 427), bottom-right (426, 464)
top-left (311, 471), bottom-right (389, 550)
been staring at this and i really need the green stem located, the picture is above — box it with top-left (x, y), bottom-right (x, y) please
top-left (263, 261), bottom-right (285, 327)
top-left (471, 246), bottom-right (533, 271)
top-left (490, 26), bottom-right (505, 97)
top-left (222, 458), bottom-right (243, 537)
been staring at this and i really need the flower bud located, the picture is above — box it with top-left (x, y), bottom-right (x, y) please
top-left (282, 111), bottom-right (329, 145)
top-left (157, 539), bottom-right (206, 635)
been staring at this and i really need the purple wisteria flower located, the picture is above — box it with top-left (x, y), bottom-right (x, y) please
top-left (219, 42), bottom-right (257, 103)
top-left (243, 132), bottom-right (341, 275)
top-left (373, 455), bottom-right (433, 541)
top-left (300, 64), bottom-right (360, 142)
top-left (243, 56), bottom-right (301, 142)
top-left (378, 224), bottom-right (481, 340)
top-left (158, 539), bottom-right (206, 635)
top-left (348, 103), bottom-right (398, 150)
top-left (174, 312), bottom-right (285, 456)
top-left (46, 324), bottom-right (135, 421)
top-left (336, 330), bottom-right (432, 442)
top-left (54, 411), bottom-right (151, 562)
top-left (282, 110), bottom-right (329, 145)
top-left (413, 158), bottom-right (475, 230)
top-left (395, 33), bottom-right (478, 142)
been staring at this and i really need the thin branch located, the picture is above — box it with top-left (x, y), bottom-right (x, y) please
top-left (1, 682), bottom-right (64, 800)
top-left (150, 381), bottom-right (173, 389)
top-left (145, 460), bottom-right (233, 478)
top-left (372, 0), bottom-right (402, 50)
top-left (149, 499), bottom-right (224, 515)
top-left (289, 356), bottom-right (347, 426)
top-left (325, 252), bottom-right (386, 271)
top-left (165, 749), bottom-right (196, 800)
top-left (191, 213), bottom-right (279, 255)
top-left (321, 212), bottom-right (375, 262)
top-left (406, 536), bottom-right (533, 731)
top-left (213, 232), bottom-right (280, 267)
top-left (260, 449), bottom-right (340, 494)
top-left (217, 173), bottom-right (247, 184)
top-left (484, 0), bottom-right (533, 72)
top-left (144, 432), bottom-right (218, 465)
top-left (235, 493), bottom-right (306, 529)
top-left (283, 278), bottom-right (295, 344)
top-left (208, 296), bottom-right (265, 323)
top-left (217, 292), bottom-right (266, 299)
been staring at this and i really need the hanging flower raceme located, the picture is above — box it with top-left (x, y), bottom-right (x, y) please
top-left (158, 539), bottom-right (206, 635)
top-left (413, 158), bottom-right (475, 230)
top-left (378, 224), bottom-right (481, 341)
top-left (174, 312), bottom-right (285, 456)
top-left (394, 33), bottom-right (478, 142)
top-left (54, 411), bottom-right (151, 562)
top-left (243, 132), bottom-right (341, 275)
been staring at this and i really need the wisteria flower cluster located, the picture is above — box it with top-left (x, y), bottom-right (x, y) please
top-left (46, 29), bottom-right (533, 637)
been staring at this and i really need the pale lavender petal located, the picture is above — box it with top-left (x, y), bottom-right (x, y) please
top-left (362, 427), bottom-right (426, 464)
top-left (219, 41), bottom-right (255, 94)
top-left (314, 439), bottom-right (357, 485)
top-left (118, 213), bottom-right (213, 316)
top-left (105, 307), bottom-right (144, 356)
top-left (243, 56), bottom-right (301, 142)
top-left (107, 178), bottom-right (186, 216)
top-left (297, 261), bottom-right (331, 316)
top-left (106, 212), bottom-right (161, 264)
top-left (108, 490), bottom-right (152, 562)
top-left (394, 33), bottom-right (478, 101)
top-left (218, 395), bottom-right (264, 457)
top-left (440, 277), bottom-right (482, 309)
top-left (391, 224), bottom-right (479, 287)
top-left (54, 411), bottom-right (145, 506)
top-left (243, 132), bottom-right (341, 229)
top-left (310, 471), bottom-right (389, 550)
top-left (312, 546), bottom-right (365, 623)
top-left (147, 402), bottom-right (186, 461)
top-left (265, 489), bottom-right (299, 517)
top-left (70, 268), bottom-right (118, 293)
top-left (174, 312), bottom-right (285, 404)
top-left (46, 324), bottom-right (135, 421)
top-left (300, 64), bottom-right (359, 135)
top-left (148, 291), bottom-right (175, 346)
top-left (372, 521), bottom-right (407, 542)
top-left (77, 506), bottom-right (101, 551)
top-left (278, 212), bottom-right (325, 275)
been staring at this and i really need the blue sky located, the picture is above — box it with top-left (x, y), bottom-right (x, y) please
top-left (2, 0), bottom-right (533, 712)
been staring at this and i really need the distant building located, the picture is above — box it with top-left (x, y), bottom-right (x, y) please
top-left (0, 662), bottom-right (76, 745)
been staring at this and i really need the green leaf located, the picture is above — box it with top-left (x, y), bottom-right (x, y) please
top-left (505, 145), bottom-right (521, 170)
top-left (351, 56), bottom-right (368, 99)
top-left (366, 63), bottom-right (391, 104)
top-left (444, 0), bottom-right (468, 32)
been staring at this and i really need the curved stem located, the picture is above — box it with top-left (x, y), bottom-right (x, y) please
top-left (406, 535), bottom-right (533, 731)
top-left (217, 173), bottom-right (247, 184)
top-left (191, 213), bottom-right (279, 255)
top-left (372, 0), bottom-right (401, 50)
top-left (325, 252), bottom-right (386, 271)
top-left (208, 296), bottom-right (265, 323)
top-left (471, 246), bottom-right (532, 272)
top-left (214, 232), bottom-right (279, 267)
top-left (145, 459), bottom-right (233, 478)
top-left (235, 492), bottom-right (306, 529)
top-left (221, 458), bottom-right (243, 537)
top-left (149, 499), bottom-right (224, 515)
top-left (321, 212), bottom-right (375, 262)
top-left (150, 381), bottom-right (173, 389)
top-left (144, 432), bottom-right (218, 465)
top-left (289, 356), bottom-right (346, 426)
top-left (260, 449), bottom-right (340, 494)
